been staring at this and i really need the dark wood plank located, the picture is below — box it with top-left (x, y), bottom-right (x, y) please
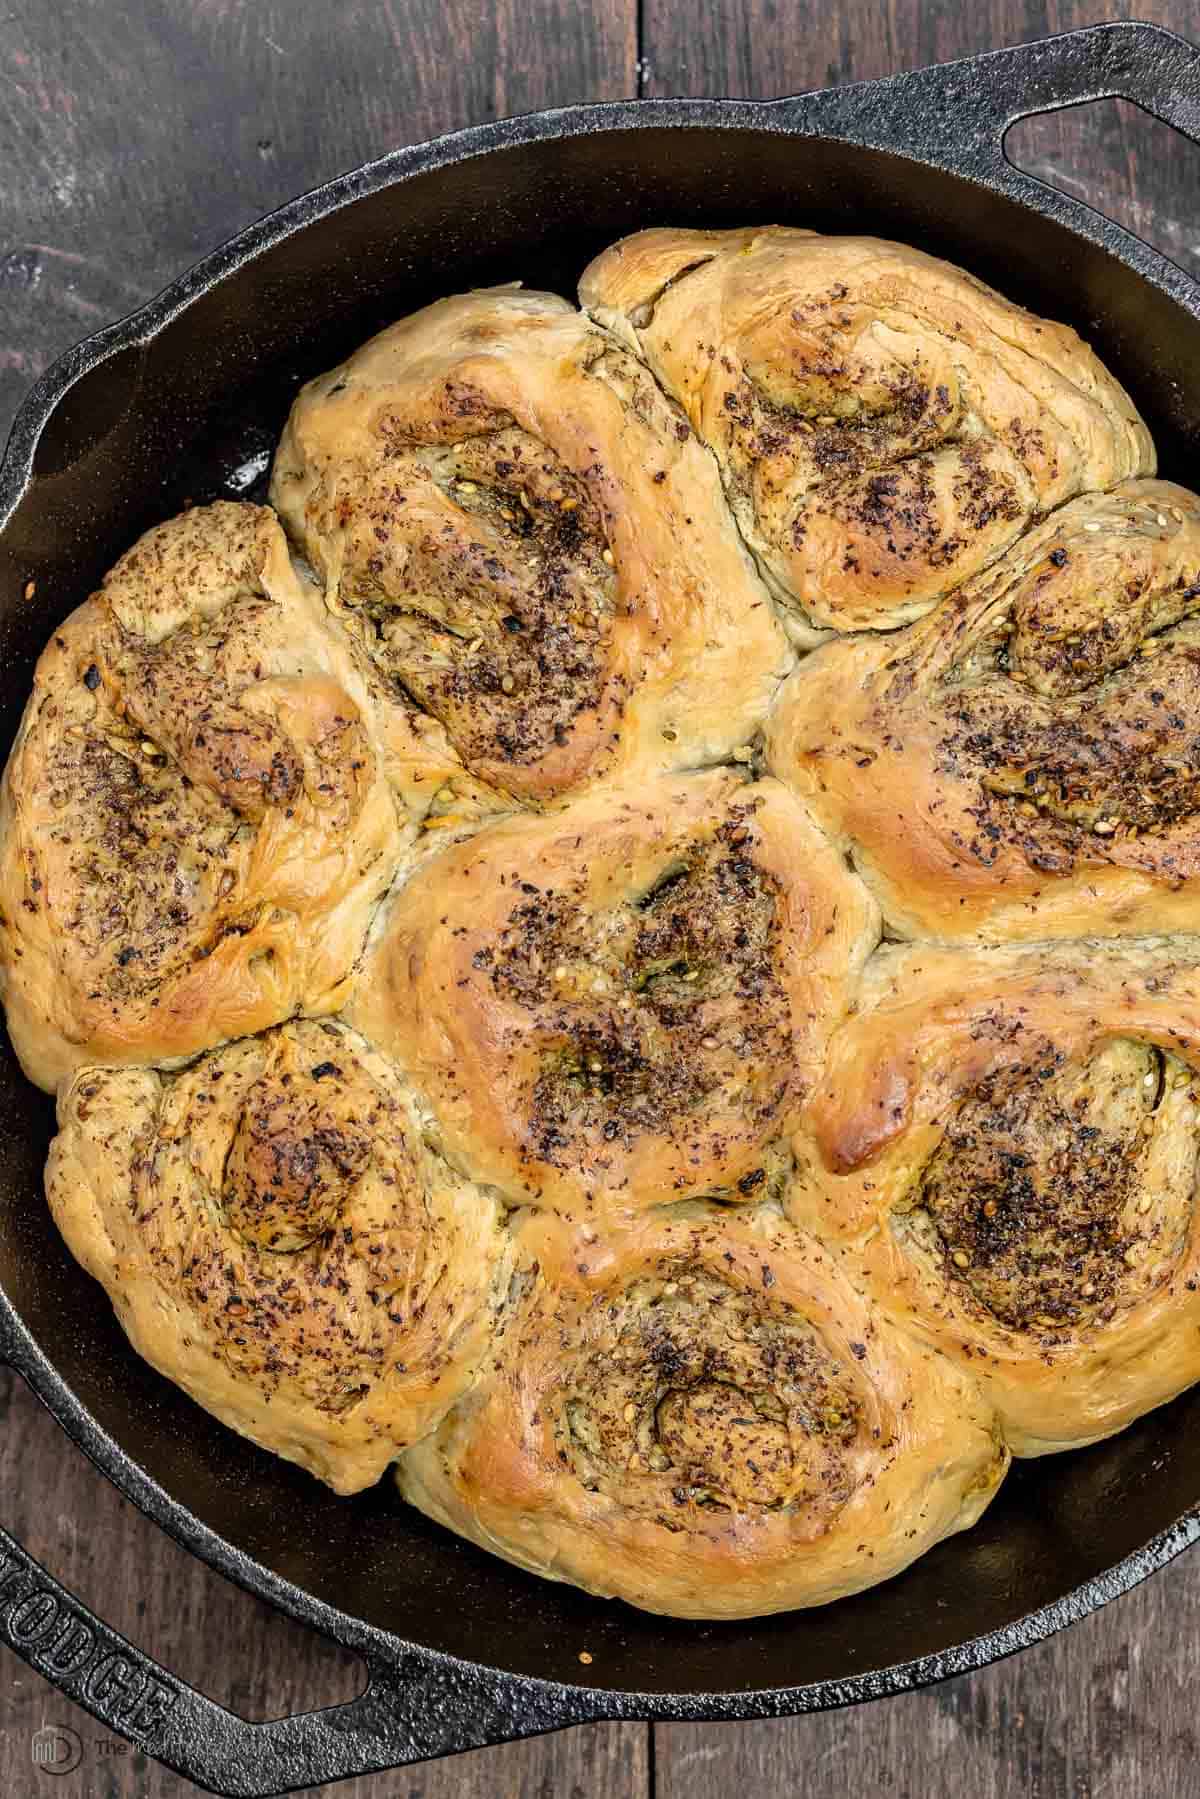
top-left (642, 1), bottom-right (1200, 1795)
top-left (657, 1550), bottom-right (1200, 1799)
top-left (0, 1379), bottom-right (649, 1799)
top-left (642, 0), bottom-right (1191, 99)
top-left (0, 0), bottom-right (635, 445)
top-left (641, 0), bottom-right (1200, 277)
top-left (0, 2), bottom-right (645, 1795)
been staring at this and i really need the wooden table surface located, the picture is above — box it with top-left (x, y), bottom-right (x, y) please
top-left (3, 2), bottom-right (1200, 1794)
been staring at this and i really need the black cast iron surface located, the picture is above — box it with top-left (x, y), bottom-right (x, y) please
top-left (2, 20), bottom-right (1200, 1796)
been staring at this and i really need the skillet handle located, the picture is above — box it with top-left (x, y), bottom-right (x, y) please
top-left (0, 1513), bottom-right (602, 1794)
top-left (775, 20), bottom-right (1200, 170)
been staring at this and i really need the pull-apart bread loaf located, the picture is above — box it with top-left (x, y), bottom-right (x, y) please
top-left (10, 226), bottom-right (1196, 1621)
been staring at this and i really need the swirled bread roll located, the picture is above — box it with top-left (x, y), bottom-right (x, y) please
top-left (768, 480), bottom-right (1200, 942)
top-left (11, 231), bottom-right (1200, 1612)
top-left (0, 503), bottom-right (412, 1090)
top-left (348, 770), bottom-right (879, 1214)
top-left (793, 937), bottom-right (1200, 1455)
top-left (270, 288), bottom-right (792, 803)
top-left (396, 1208), bottom-right (1007, 1618)
top-left (46, 1019), bottom-right (506, 1493)
top-left (582, 227), bottom-right (1152, 636)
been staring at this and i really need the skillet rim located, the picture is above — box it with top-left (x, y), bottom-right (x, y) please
top-left (3, 19), bottom-right (1200, 1783)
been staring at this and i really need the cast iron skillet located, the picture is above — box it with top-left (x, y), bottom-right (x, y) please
top-left (3, 20), bottom-right (1200, 1795)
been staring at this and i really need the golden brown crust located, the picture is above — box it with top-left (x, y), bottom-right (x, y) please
top-left (767, 480), bottom-right (1200, 942)
top-left (581, 227), bottom-right (1153, 635)
top-left (792, 937), bottom-right (1200, 1453)
top-left (5, 233), bottom-right (1197, 1615)
top-left (0, 503), bottom-right (411, 1090)
top-left (348, 771), bottom-right (879, 1216)
top-left (270, 288), bottom-right (792, 803)
top-left (46, 1018), bottom-right (508, 1493)
top-left (396, 1207), bottom-right (1007, 1618)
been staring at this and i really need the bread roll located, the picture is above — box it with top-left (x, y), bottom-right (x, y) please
top-left (46, 1018), bottom-right (507, 1492)
top-left (348, 770), bottom-right (879, 1216)
top-left (397, 1208), bottom-right (1007, 1617)
top-left (794, 937), bottom-right (1200, 1454)
top-left (271, 288), bottom-right (792, 803)
top-left (767, 479), bottom-right (1200, 941)
top-left (582, 226), bottom-right (1152, 636)
top-left (0, 503), bottom-right (405, 1089)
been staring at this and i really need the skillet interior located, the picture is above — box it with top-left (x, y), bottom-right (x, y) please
top-left (4, 126), bottom-right (1200, 1696)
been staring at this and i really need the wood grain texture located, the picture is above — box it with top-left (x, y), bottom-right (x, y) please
top-left (0, 0), bottom-right (635, 442)
top-left (0, 1376), bottom-right (651, 1798)
top-left (0, 1380), bottom-right (649, 1798)
top-left (5, 0), bottom-right (1200, 1795)
top-left (656, 1556), bottom-right (1200, 1799)
top-left (641, 0), bottom-right (1200, 279)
